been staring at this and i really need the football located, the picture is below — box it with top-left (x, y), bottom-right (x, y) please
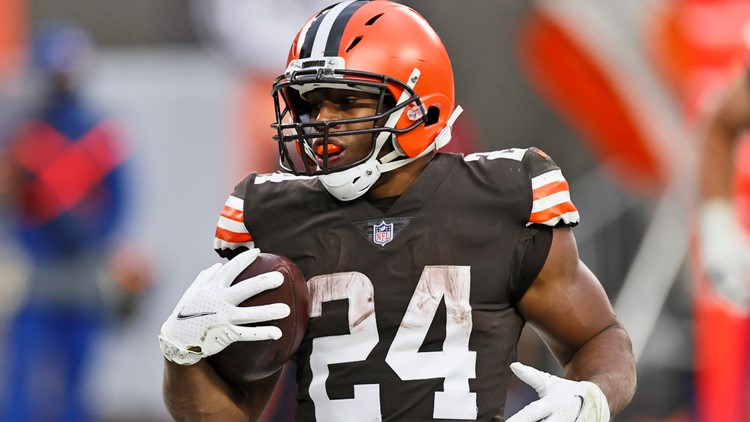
top-left (208, 252), bottom-right (310, 384)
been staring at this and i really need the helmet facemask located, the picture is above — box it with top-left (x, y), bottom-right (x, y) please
top-left (271, 63), bottom-right (427, 178)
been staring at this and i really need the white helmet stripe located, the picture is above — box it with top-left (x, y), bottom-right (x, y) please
top-left (307, 0), bottom-right (359, 59)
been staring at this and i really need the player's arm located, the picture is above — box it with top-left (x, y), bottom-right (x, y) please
top-left (163, 359), bottom-right (282, 421)
top-left (513, 227), bottom-right (636, 419)
top-left (159, 249), bottom-right (289, 421)
top-left (696, 70), bottom-right (750, 309)
top-left (698, 70), bottom-right (750, 201)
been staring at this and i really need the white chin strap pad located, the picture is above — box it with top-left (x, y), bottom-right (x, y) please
top-left (321, 105), bottom-right (464, 201)
top-left (320, 69), bottom-right (421, 202)
top-left (319, 158), bottom-right (382, 201)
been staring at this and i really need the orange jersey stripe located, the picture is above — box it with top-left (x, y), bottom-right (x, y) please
top-left (533, 179), bottom-right (570, 201)
top-left (529, 201), bottom-right (578, 223)
top-left (215, 226), bottom-right (253, 243)
top-left (221, 205), bottom-right (244, 222)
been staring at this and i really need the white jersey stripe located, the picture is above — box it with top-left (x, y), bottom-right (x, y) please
top-left (217, 216), bottom-right (247, 234)
top-left (255, 172), bottom-right (317, 185)
top-left (225, 195), bottom-right (244, 211)
top-left (464, 148), bottom-right (526, 162)
top-left (531, 190), bottom-right (572, 213)
top-left (531, 169), bottom-right (565, 189)
top-left (214, 194), bottom-right (254, 251)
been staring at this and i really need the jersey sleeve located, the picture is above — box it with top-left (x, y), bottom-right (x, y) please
top-left (213, 175), bottom-right (255, 259)
top-left (523, 147), bottom-right (580, 227)
top-left (510, 225), bottom-right (553, 304)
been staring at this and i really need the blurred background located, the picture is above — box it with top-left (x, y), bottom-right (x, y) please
top-left (0, 0), bottom-right (748, 421)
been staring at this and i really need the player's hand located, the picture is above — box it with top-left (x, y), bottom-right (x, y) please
top-left (158, 248), bottom-right (290, 365)
top-left (506, 362), bottom-right (610, 422)
top-left (699, 199), bottom-right (750, 312)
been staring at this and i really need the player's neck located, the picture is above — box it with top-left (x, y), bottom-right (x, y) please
top-left (366, 153), bottom-right (433, 200)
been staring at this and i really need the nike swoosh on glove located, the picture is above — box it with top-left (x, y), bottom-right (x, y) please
top-left (158, 248), bottom-right (291, 365)
top-left (506, 362), bottom-right (610, 422)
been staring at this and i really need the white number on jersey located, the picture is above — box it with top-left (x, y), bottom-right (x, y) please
top-left (307, 266), bottom-right (477, 421)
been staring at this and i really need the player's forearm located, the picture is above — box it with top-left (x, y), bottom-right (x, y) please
top-left (697, 72), bottom-right (750, 201)
top-left (562, 323), bottom-right (636, 416)
top-left (163, 359), bottom-right (257, 422)
top-left (698, 120), bottom-right (736, 201)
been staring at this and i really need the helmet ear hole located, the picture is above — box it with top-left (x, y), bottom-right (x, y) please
top-left (425, 106), bottom-right (440, 126)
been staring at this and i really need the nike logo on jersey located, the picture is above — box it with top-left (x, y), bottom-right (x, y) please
top-left (176, 308), bottom-right (217, 320)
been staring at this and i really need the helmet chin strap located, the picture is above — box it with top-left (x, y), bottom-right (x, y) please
top-left (320, 69), bottom-right (463, 201)
top-left (320, 68), bottom-right (420, 201)
top-left (317, 160), bottom-right (382, 201)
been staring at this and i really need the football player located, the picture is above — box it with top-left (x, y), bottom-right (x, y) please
top-left (695, 66), bottom-right (750, 421)
top-left (158, 1), bottom-right (636, 420)
top-left (697, 68), bottom-right (750, 311)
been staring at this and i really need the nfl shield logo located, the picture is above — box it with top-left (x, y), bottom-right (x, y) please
top-left (373, 221), bottom-right (394, 246)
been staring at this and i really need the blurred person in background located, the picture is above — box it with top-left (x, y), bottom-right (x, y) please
top-left (645, 1), bottom-right (750, 420)
top-left (695, 64), bottom-right (750, 422)
top-left (0, 20), bottom-right (145, 422)
top-left (696, 67), bottom-right (750, 308)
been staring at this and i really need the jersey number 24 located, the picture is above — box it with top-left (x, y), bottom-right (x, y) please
top-left (307, 266), bottom-right (477, 421)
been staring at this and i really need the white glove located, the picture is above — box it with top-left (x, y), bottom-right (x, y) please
top-left (698, 199), bottom-right (750, 312)
top-left (506, 362), bottom-right (610, 422)
top-left (158, 248), bottom-right (291, 365)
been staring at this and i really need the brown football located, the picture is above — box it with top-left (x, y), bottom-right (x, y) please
top-left (208, 253), bottom-right (309, 384)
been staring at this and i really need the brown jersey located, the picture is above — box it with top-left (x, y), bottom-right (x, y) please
top-left (213, 149), bottom-right (579, 421)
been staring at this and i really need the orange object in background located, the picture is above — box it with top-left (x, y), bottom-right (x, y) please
top-left (647, 0), bottom-right (750, 120)
top-left (691, 271), bottom-right (750, 422)
top-left (518, 6), bottom-right (669, 197)
top-left (689, 135), bottom-right (750, 422)
top-left (0, 0), bottom-right (26, 83)
top-left (232, 72), bottom-right (283, 179)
